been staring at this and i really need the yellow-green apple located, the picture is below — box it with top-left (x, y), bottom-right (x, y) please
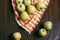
top-left (13, 32), bottom-right (22, 40)
top-left (20, 11), bottom-right (29, 20)
top-left (23, 0), bottom-right (31, 6)
top-left (27, 5), bottom-right (36, 14)
top-left (16, 0), bottom-right (23, 4)
top-left (39, 28), bottom-right (47, 37)
top-left (17, 4), bottom-right (25, 12)
top-left (44, 21), bottom-right (52, 30)
top-left (36, 2), bottom-right (45, 10)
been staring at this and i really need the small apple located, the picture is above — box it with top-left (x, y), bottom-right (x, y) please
top-left (17, 4), bottom-right (25, 12)
top-left (23, 0), bottom-right (31, 6)
top-left (16, 0), bottom-right (23, 4)
top-left (13, 32), bottom-right (22, 40)
top-left (39, 28), bottom-right (47, 37)
top-left (36, 2), bottom-right (45, 10)
top-left (44, 21), bottom-right (52, 30)
top-left (27, 5), bottom-right (36, 14)
top-left (20, 11), bottom-right (29, 20)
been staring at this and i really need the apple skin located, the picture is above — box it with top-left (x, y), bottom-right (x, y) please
top-left (23, 0), bottom-right (31, 6)
top-left (13, 32), bottom-right (22, 40)
top-left (27, 5), bottom-right (36, 14)
top-left (17, 4), bottom-right (25, 12)
top-left (39, 28), bottom-right (47, 37)
top-left (16, 0), bottom-right (23, 4)
top-left (36, 2), bottom-right (45, 10)
top-left (20, 11), bottom-right (29, 20)
top-left (44, 21), bottom-right (52, 30)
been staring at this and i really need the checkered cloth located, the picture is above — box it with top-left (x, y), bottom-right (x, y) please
top-left (12, 0), bottom-right (50, 34)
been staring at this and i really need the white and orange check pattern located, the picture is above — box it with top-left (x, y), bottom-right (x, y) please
top-left (12, 0), bottom-right (50, 34)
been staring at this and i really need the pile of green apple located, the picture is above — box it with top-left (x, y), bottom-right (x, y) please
top-left (39, 21), bottom-right (53, 37)
top-left (16, 0), bottom-right (45, 20)
top-left (16, 0), bottom-right (36, 20)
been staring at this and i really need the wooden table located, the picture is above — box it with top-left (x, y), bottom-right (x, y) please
top-left (0, 0), bottom-right (60, 40)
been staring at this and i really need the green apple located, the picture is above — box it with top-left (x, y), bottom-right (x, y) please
top-left (16, 0), bottom-right (23, 4)
top-left (20, 11), bottom-right (29, 20)
top-left (36, 2), bottom-right (45, 10)
top-left (27, 5), bottom-right (36, 14)
top-left (39, 28), bottom-right (47, 37)
top-left (23, 0), bottom-right (31, 6)
top-left (44, 21), bottom-right (52, 30)
top-left (13, 32), bottom-right (22, 40)
top-left (17, 4), bottom-right (25, 12)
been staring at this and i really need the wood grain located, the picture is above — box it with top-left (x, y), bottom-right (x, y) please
top-left (0, 0), bottom-right (60, 40)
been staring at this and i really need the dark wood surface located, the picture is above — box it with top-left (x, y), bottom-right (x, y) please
top-left (0, 0), bottom-right (60, 40)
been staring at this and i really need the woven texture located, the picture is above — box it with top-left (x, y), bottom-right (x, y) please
top-left (12, 0), bottom-right (50, 34)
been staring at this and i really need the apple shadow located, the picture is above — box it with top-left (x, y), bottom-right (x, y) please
top-left (8, 33), bottom-right (15, 40)
top-left (32, 23), bottom-right (44, 38)
top-left (18, 25), bottom-right (26, 31)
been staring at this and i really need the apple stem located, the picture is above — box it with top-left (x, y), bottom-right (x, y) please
top-left (18, 1), bottom-right (20, 3)
top-left (20, 5), bottom-right (22, 7)
top-left (43, 30), bottom-right (45, 32)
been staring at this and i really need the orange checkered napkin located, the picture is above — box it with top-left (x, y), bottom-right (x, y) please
top-left (12, 0), bottom-right (50, 34)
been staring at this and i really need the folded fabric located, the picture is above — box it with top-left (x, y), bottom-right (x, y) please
top-left (12, 0), bottom-right (50, 34)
